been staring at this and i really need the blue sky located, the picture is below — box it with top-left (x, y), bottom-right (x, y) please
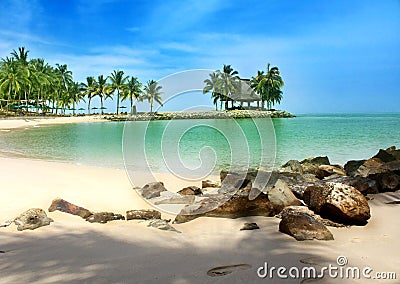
top-left (0, 0), bottom-right (399, 114)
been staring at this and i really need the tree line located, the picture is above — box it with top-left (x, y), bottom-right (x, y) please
top-left (0, 47), bottom-right (163, 115)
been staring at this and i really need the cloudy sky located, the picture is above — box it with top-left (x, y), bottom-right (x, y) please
top-left (0, 0), bottom-right (399, 114)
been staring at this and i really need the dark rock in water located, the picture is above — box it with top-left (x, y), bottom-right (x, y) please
top-left (174, 191), bottom-right (275, 224)
top-left (148, 219), bottom-right (181, 233)
top-left (323, 175), bottom-right (379, 195)
top-left (386, 146), bottom-right (400, 160)
top-left (178, 186), bottom-right (203, 195)
top-left (126, 209), bottom-right (161, 220)
top-left (277, 206), bottom-right (344, 228)
top-left (279, 211), bottom-right (334, 241)
top-left (280, 160), bottom-right (303, 174)
top-left (267, 179), bottom-right (302, 212)
top-left (86, 212), bottom-right (125, 223)
top-left (303, 182), bottom-right (370, 225)
top-left (373, 149), bottom-right (397, 163)
top-left (316, 165), bottom-right (346, 179)
top-left (344, 160), bottom-right (366, 177)
top-left (13, 208), bottom-right (53, 231)
top-left (240, 222), bottom-right (259, 231)
top-left (201, 180), bottom-right (220, 189)
top-left (138, 182), bottom-right (168, 199)
top-left (48, 198), bottom-right (93, 219)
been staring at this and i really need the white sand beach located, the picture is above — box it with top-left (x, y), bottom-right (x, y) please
top-left (0, 155), bottom-right (399, 283)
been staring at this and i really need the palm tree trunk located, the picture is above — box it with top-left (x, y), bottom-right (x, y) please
top-left (101, 96), bottom-right (104, 115)
top-left (88, 98), bottom-right (91, 115)
top-left (116, 91), bottom-right (120, 115)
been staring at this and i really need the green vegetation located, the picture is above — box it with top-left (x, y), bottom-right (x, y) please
top-left (203, 63), bottom-right (284, 110)
top-left (0, 46), bottom-right (160, 115)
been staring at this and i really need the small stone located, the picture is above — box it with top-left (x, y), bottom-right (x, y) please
top-left (202, 180), bottom-right (220, 188)
top-left (86, 212), bottom-right (125, 223)
top-left (178, 186), bottom-right (203, 195)
top-left (240, 222), bottom-right (259, 230)
top-left (48, 198), bottom-right (93, 219)
top-left (148, 219), bottom-right (181, 233)
top-left (13, 208), bottom-right (53, 231)
top-left (138, 182), bottom-right (168, 199)
top-left (126, 209), bottom-right (161, 220)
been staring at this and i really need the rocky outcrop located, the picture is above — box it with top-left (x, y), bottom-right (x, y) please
top-left (178, 186), bottom-right (203, 195)
top-left (266, 179), bottom-right (302, 212)
top-left (138, 182), bottom-right (168, 199)
top-left (86, 212), bottom-right (125, 223)
top-left (303, 182), bottom-right (370, 225)
top-left (344, 160), bottom-right (366, 177)
top-left (2, 208), bottom-right (54, 231)
top-left (280, 160), bottom-right (303, 174)
top-left (279, 210), bottom-right (334, 241)
top-left (324, 175), bottom-right (379, 195)
top-left (300, 156), bottom-right (330, 175)
top-left (126, 209), bottom-right (161, 220)
top-left (48, 198), bottom-right (93, 219)
top-left (174, 191), bottom-right (275, 224)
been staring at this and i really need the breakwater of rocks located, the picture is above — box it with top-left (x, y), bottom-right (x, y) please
top-left (106, 110), bottom-right (294, 121)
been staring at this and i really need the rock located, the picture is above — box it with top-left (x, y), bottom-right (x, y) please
top-left (316, 165), bottom-right (346, 179)
top-left (220, 168), bottom-right (258, 183)
top-left (86, 212), bottom-right (125, 223)
top-left (323, 175), bottom-right (379, 195)
top-left (300, 156), bottom-right (330, 175)
top-left (240, 222), bottom-right (259, 231)
top-left (277, 206), bottom-right (344, 227)
top-left (48, 198), bottom-right (93, 219)
top-left (174, 191), bottom-right (275, 224)
top-left (386, 146), bottom-right (400, 160)
top-left (280, 160), bottom-right (303, 174)
top-left (148, 219), bottom-right (181, 233)
top-left (138, 182), bottom-right (168, 199)
top-left (178, 186), bottom-right (203, 195)
top-left (201, 180), bottom-right (220, 188)
top-left (373, 149), bottom-right (396, 163)
top-left (344, 160), bottom-right (366, 177)
top-left (126, 209), bottom-right (161, 220)
top-left (373, 171), bottom-right (400, 192)
top-left (355, 158), bottom-right (385, 177)
top-left (279, 211), bottom-right (334, 241)
top-left (274, 172), bottom-right (322, 199)
top-left (303, 182), bottom-right (370, 225)
top-left (154, 195), bottom-right (195, 205)
top-left (13, 208), bottom-right (53, 231)
top-left (267, 179), bottom-right (302, 212)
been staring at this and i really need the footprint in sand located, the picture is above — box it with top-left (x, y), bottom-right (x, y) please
top-left (207, 264), bottom-right (251, 277)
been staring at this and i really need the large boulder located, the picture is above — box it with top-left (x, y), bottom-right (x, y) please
top-left (373, 148), bottom-right (397, 163)
top-left (138, 182), bottom-right (168, 199)
top-left (266, 179), bottom-right (302, 212)
top-left (344, 160), bottom-right (366, 177)
top-left (13, 208), bottom-right (53, 231)
top-left (48, 198), bottom-right (93, 219)
top-left (355, 158), bottom-right (386, 177)
top-left (303, 182), bottom-right (370, 225)
top-left (174, 191), bottom-right (275, 223)
top-left (279, 210), bottom-right (334, 241)
top-left (373, 171), bottom-right (400, 192)
top-left (385, 146), bottom-right (400, 160)
top-left (277, 206), bottom-right (344, 228)
top-left (126, 209), bottom-right (161, 220)
top-left (323, 175), bottom-right (379, 195)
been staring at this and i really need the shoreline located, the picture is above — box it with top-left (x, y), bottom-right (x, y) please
top-left (0, 155), bottom-right (399, 283)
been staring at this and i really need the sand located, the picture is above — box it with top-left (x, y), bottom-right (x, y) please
top-left (0, 117), bottom-right (399, 283)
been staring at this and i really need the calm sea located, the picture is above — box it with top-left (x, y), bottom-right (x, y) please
top-left (1, 114), bottom-right (399, 173)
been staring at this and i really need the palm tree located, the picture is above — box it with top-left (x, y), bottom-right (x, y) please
top-left (121, 76), bottom-right (142, 114)
top-left (55, 64), bottom-right (73, 114)
top-left (11, 47), bottom-right (29, 65)
top-left (80, 76), bottom-right (96, 115)
top-left (94, 75), bottom-right (112, 115)
top-left (203, 72), bottom-right (221, 110)
top-left (109, 70), bottom-right (128, 115)
top-left (67, 81), bottom-right (84, 116)
top-left (218, 64), bottom-right (240, 110)
top-left (143, 80), bottom-right (163, 113)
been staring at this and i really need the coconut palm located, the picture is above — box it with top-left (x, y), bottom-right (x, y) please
top-left (80, 76), bottom-right (96, 115)
top-left (55, 64), bottom-right (73, 114)
top-left (109, 70), bottom-right (128, 115)
top-left (217, 64), bottom-right (241, 110)
top-left (143, 80), bottom-right (163, 113)
top-left (121, 76), bottom-right (142, 114)
top-left (93, 75), bottom-right (112, 115)
top-left (203, 72), bottom-right (222, 110)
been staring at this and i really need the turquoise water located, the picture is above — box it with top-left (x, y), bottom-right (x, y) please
top-left (0, 114), bottom-right (399, 173)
